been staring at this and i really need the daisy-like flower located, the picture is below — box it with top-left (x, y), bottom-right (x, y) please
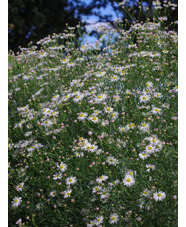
top-left (63, 189), bottom-right (72, 198)
top-left (139, 152), bottom-right (150, 160)
top-left (96, 71), bottom-right (106, 77)
top-left (61, 58), bottom-right (69, 64)
top-left (92, 185), bottom-right (102, 193)
top-left (75, 151), bottom-right (84, 157)
top-left (100, 189), bottom-right (110, 199)
top-left (77, 112), bottom-right (88, 121)
top-left (57, 162), bottom-right (67, 172)
top-left (141, 189), bottom-right (150, 197)
top-left (151, 107), bottom-right (162, 115)
top-left (119, 126), bottom-right (125, 132)
top-left (101, 120), bottom-right (109, 126)
top-left (94, 93), bottom-right (107, 103)
top-left (12, 197), bottom-right (22, 208)
top-left (92, 110), bottom-right (102, 116)
top-left (73, 94), bottom-right (84, 103)
top-left (36, 203), bottom-right (43, 210)
top-left (96, 175), bottom-right (108, 183)
top-left (53, 172), bottom-right (62, 180)
top-left (50, 190), bottom-right (57, 197)
top-left (94, 216), bottom-right (104, 225)
top-left (65, 176), bottom-right (77, 185)
top-left (153, 191), bottom-right (166, 201)
top-left (145, 81), bottom-right (153, 88)
top-left (111, 112), bottom-right (119, 120)
top-left (146, 164), bottom-right (156, 172)
top-left (123, 175), bottom-right (135, 187)
top-left (113, 95), bottom-right (121, 102)
top-left (139, 94), bottom-right (151, 102)
top-left (138, 122), bottom-right (150, 132)
top-left (104, 106), bottom-right (114, 113)
top-left (39, 52), bottom-right (47, 58)
top-left (146, 145), bottom-right (155, 154)
top-left (87, 220), bottom-right (95, 227)
top-left (110, 75), bottom-right (119, 82)
top-left (126, 89), bottom-right (131, 95)
top-left (162, 50), bottom-right (169, 54)
top-left (154, 92), bottom-right (163, 98)
top-left (88, 116), bottom-right (99, 123)
top-left (15, 183), bottom-right (24, 192)
top-left (173, 85), bottom-right (178, 92)
top-left (109, 213), bottom-right (119, 224)
top-left (106, 156), bottom-right (119, 166)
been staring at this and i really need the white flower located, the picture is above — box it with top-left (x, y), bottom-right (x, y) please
top-left (145, 81), bottom-right (153, 88)
top-left (146, 145), bottom-right (155, 154)
top-left (119, 126), bottom-right (125, 132)
top-left (110, 75), bottom-right (119, 82)
top-left (77, 112), bottom-right (88, 121)
top-left (94, 216), bottom-right (104, 225)
top-left (88, 116), bottom-right (99, 123)
top-left (53, 172), bottom-right (62, 180)
top-left (12, 197), bottom-right (22, 208)
top-left (141, 189), bottom-right (150, 197)
top-left (57, 162), bottom-right (67, 172)
top-left (50, 190), bottom-right (57, 197)
top-left (104, 106), bottom-right (114, 113)
top-left (95, 71), bottom-right (106, 77)
top-left (73, 94), bottom-right (84, 102)
top-left (92, 185), bottom-right (102, 193)
top-left (151, 107), bottom-right (162, 115)
top-left (94, 93), bottom-right (107, 103)
top-left (146, 164), bottom-right (155, 172)
top-left (123, 175), bottom-right (135, 187)
top-left (65, 176), bottom-right (77, 185)
top-left (63, 189), bottom-right (72, 198)
top-left (139, 152), bottom-right (150, 160)
top-left (153, 191), bottom-right (166, 201)
top-left (96, 175), bottom-right (108, 183)
top-left (138, 122), bottom-right (150, 132)
top-left (139, 94), bottom-right (151, 102)
top-left (106, 156), bottom-right (119, 166)
top-left (109, 213), bottom-right (119, 224)
top-left (15, 183), bottom-right (24, 192)
top-left (100, 189), bottom-right (110, 199)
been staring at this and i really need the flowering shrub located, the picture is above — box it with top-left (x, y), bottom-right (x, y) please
top-left (8, 1), bottom-right (177, 226)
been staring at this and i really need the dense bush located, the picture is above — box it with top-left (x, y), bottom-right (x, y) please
top-left (8, 1), bottom-right (177, 226)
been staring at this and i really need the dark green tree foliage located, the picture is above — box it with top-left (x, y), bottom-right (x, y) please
top-left (8, 0), bottom-right (81, 52)
top-left (8, 0), bottom-right (178, 52)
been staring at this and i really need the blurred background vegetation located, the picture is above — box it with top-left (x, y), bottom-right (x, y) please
top-left (8, 0), bottom-right (178, 53)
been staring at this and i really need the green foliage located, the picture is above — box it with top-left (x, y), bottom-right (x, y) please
top-left (8, 2), bottom-right (177, 226)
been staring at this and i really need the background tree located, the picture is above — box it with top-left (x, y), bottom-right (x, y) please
top-left (8, 0), bottom-right (177, 53)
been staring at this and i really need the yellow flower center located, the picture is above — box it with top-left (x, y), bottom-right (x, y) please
top-left (80, 114), bottom-right (84, 117)
top-left (98, 95), bottom-right (102, 99)
top-left (148, 146), bottom-right (152, 150)
top-left (69, 179), bottom-right (73, 182)
top-left (157, 193), bottom-right (162, 197)
top-left (67, 192), bottom-right (71, 196)
top-left (126, 178), bottom-right (131, 182)
top-left (112, 217), bottom-right (116, 220)
top-left (142, 124), bottom-right (146, 127)
top-left (92, 117), bottom-right (97, 121)
top-left (60, 165), bottom-right (64, 169)
top-left (15, 199), bottom-right (18, 203)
